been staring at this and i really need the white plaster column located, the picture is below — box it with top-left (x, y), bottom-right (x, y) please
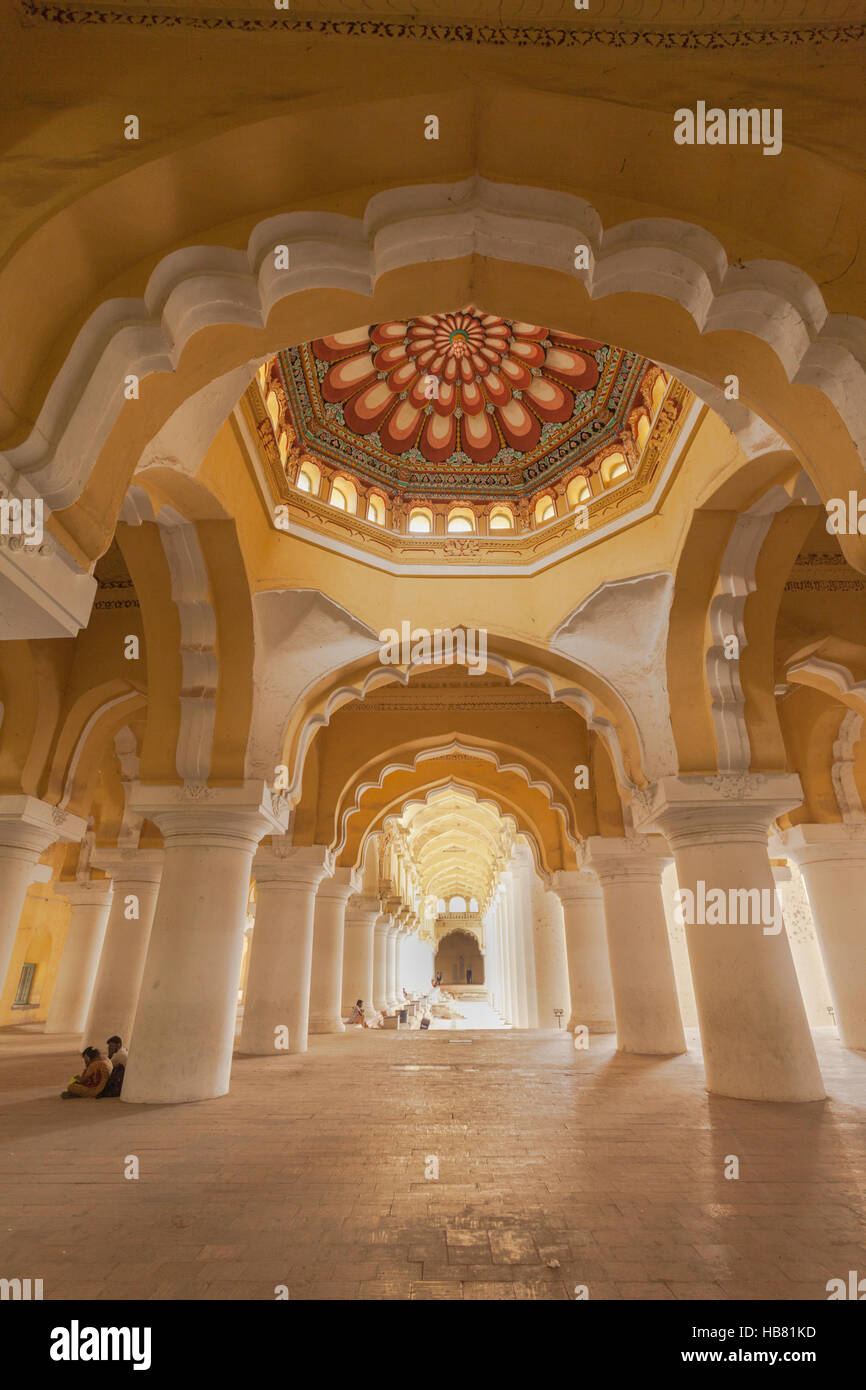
top-left (530, 875), bottom-right (571, 1029)
top-left (769, 858), bottom-right (834, 1029)
top-left (585, 835), bottom-right (686, 1055)
top-left (661, 860), bottom-right (699, 1029)
top-left (83, 849), bottom-right (163, 1045)
top-left (498, 878), bottom-right (515, 1024)
top-left (373, 913), bottom-right (390, 1012)
top-left (485, 903), bottom-right (500, 1012)
top-left (342, 893), bottom-right (380, 1015)
top-left (385, 917), bottom-right (401, 1010)
top-left (779, 824), bottom-right (866, 1050)
top-left (45, 882), bottom-right (114, 1035)
top-left (309, 868), bottom-right (360, 1033)
top-left (636, 775), bottom-right (824, 1102)
top-left (516, 855), bottom-right (539, 1028)
top-left (550, 868), bottom-right (616, 1033)
top-left (123, 782), bottom-right (287, 1104)
top-left (239, 844), bottom-right (331, 1056)
top-left (0, 796), bottom-right (85, 995)
top-left (393, 914), bottom-right (409, 1001)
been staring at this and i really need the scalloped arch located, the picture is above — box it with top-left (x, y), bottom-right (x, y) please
top-left (5, 178), bottom-right (864, 568)
top-left (334, 738), bottom-right (577, 867)
top-left (284, 645), bottom-right (644, 810)
top-left (359, 775), bottom-right (548, 880)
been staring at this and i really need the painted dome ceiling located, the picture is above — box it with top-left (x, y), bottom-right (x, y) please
top-left (272, 306), bottom-right (657, 500)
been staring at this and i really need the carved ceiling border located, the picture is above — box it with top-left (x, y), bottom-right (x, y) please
top-left (17, 3), bottom-right (866, 48)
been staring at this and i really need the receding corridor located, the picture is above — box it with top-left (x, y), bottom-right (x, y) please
top-left (2, 1026), bottom-right (864, 1302)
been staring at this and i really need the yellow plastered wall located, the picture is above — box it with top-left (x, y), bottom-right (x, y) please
top-left (0, 885), bottom-right (70, 1027)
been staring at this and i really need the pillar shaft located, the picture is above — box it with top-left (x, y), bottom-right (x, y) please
top-left (500, 893), bottom-right (514, 1024)
top-left (239, 845), bottom-right (331, 1056)
top-left (373, 916), bottom-right (390, 1013)
top-left (551, 870), bottom-right (616, 1033)
top-left (84, 850), bottom-right (163, 1045)
top-left (342, 895), bottom-right (379, 1016)
top-left (637, 775), bottom-right (823, 1101)
top-left (586, 836), bottom-right (686, 1056)
top-left (770, 861), bottom-right (833, 1029)
top-left (309, 869), bottom-right (360, 1033)
top-left (530, 877), bottom-right (571, 1029)
top-left (122, 783), bottom-right (286, 1103)
top-left (385, 924), bottom-right (399, 1010)
top-left (780, 825), bottom-right (866, 1050)
top-left (0, 796), bottom-right (85, 993)
top-left (507, 861), bottom-right (536, 1028)
top-left (45, 883), bottom-right (113, 1034)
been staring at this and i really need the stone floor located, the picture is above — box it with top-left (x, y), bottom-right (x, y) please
top-left (1, 1025), bottom-right (865, 1301)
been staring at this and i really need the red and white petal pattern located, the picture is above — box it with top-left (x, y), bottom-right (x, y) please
top-left (343, 380), bottom-right (398, 434)
top-left (421, 410), bottom-right (457, 462)
top-left (380, 400), bottom-right (424, 454)
top-left (525, 375), bottom-right (574, 424)
top-left (461, 409), bottom-right (500, 464)
top-left (312, 306), bottom-right (603, 467)
top-left (320, 352), bottom-right (377, 403)
top-left (498, 398), bottom-right (542, 452)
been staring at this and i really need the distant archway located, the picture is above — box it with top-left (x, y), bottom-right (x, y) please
top-left (435, 929), bottom-right (484, 986)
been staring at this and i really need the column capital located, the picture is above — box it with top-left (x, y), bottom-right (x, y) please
top-left (548, 867), bottom-right (601, 904)
top-left (374, 912), bottom-right (392, 936)
top-left (91, 847), bottom-right (164, 884)
top-left (317, 866), bottom-right (361, 903)
top-left (630, 773), bottom-right (803, 848)
top-left (583, 834), bottom-right (671, 884)
top-left (130, 780), bottom-right (289, 851)
top-left (773, 822), bottom-right (866, 866)
top-left (253, 843), bottom-right (331, 889)
top-left (53, 879), bottom-right (114, 909)
top-left (345, 894), bottom-right (381, 926)
top-left (0, 794), bottom-right (87, 855)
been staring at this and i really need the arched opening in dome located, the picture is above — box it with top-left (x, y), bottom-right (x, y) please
top-left (329, 476), bottom-right (357, 513)
top-left (567, 478), bottom-right (591, 508)
top-left (447, 508), bottom-right (475, 534)
top-left (296, 460), bottom-right (321, 496)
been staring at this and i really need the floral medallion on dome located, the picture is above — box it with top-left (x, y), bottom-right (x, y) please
top-left (274, 307), bottom-right (652, 499)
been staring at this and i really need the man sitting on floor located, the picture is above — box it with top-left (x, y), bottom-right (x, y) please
top-left (60, 1047), bottom-right (112, 1098)
top-left (100, 1035), bottom-right (128, 1096)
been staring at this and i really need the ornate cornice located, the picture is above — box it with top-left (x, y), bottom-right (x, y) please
top-left (243, 376), bottom-right (692, 570)
top-left (19, 3), bottom-right (865, 47)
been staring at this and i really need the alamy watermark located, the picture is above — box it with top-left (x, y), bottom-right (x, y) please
top-left (0, 496), bottom-right (43, 547)
top-left (378, 621), bottom-right (488, 676)
top-left (825, 493), bottom-right (866, 535)
top-left (50, 1320), bottom-right (151, 1370)
top-left (674, 102), bottom-right (782, 157)
top-left (673, 880), bottom-right (782, 935)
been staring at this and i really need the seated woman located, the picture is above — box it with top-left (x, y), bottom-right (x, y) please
top-left (60, 1047), bottom-right (112, 1098)
top-left (346, 999), bottom-right (366, 1027)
